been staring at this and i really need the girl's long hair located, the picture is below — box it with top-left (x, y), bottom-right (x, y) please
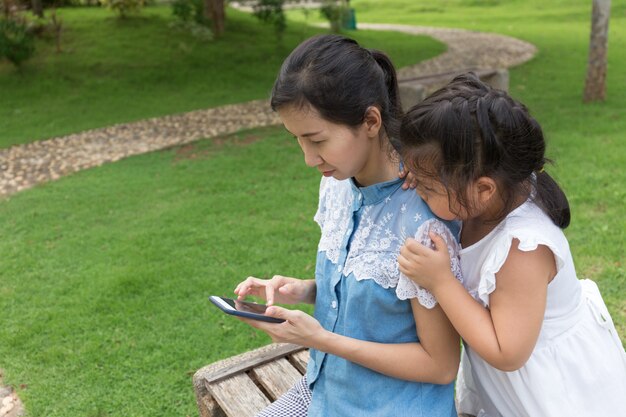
top-left (399, 72), bottom-right (570, 228)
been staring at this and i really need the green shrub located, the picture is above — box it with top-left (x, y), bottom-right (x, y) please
top-left (253, 0), bottom-right (286, 41)
top-left (171, 0), bottom-right (209, 26)
top-left (99, 0), bottom-right (145, 18)
top-left (320, 0), bottom-right (349, 33)
top-left (0, 17), bottom-right (35, 68)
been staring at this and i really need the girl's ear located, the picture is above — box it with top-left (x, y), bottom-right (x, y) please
top-left (474, 176), bottom-right (498, 206)
top-left (363, 106), bottom-right (383, 138)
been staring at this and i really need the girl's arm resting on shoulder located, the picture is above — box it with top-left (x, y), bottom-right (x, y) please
top-left (246, 299), bottom-right (460, 385)
top-left (431, 240), bottom-right (554, 371)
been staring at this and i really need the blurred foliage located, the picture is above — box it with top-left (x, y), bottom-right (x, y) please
top-left (0, 15), bottom-right (35, 67)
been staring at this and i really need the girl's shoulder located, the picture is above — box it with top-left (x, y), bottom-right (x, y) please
top-left (498, 200), bottom-right (566, 246)
top-left (468, 200), bottom-right (572, 305)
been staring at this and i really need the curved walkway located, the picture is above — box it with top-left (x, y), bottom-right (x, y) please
top-left (0, 24), bottom-right (535, 198)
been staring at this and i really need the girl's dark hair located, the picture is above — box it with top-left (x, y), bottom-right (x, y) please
top-left (270, 34), bottom-right (402, 147)
top-left (399, 72), bottom-right (570, 228)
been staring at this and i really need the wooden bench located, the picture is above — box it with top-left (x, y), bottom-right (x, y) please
top-left (193, 343), bottom-right (309, 417)
top-left (398, 67), bottom-right (509, 109)
top-left (192, 344), bottom-right (477, 417)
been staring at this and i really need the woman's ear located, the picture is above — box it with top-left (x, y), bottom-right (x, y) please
top-left (363, 106), bottom-right (383, 137)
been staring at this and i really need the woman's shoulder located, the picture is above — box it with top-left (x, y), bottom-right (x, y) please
top-left (391, 187), bottom-right (460, 237)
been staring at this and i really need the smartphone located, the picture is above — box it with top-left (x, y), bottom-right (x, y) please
top-left (209, 295), bottom-right (285, 323)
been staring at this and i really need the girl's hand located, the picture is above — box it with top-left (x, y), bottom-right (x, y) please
top-left (398, 232), bottom-right (454, 292)
top-left (234, 275), bottom-right (315, 306)
top-left (399, 165), bottom-right (418, 190)
top-left (239, 307), bottom-right (326, 348)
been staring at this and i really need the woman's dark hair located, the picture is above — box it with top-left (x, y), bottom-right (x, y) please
top-left (399, 72), bottom-right (570, 228)
top-left (270, 34), bottom-right (402, 147)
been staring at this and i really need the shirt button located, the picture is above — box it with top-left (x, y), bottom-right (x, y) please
top-left (331, 301), bottom-right (338, 309)
top-left (337, 265), bottom-right (342, 273)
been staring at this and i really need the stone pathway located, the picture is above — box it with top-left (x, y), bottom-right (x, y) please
top-left (0, 24), bottom-right (536, 198)
top-left (0, 24), bottom-right (536, 416)
top-left (361, 23), bottom-right (536, 87)
top-left (0, 371), bottom-right (24, 417)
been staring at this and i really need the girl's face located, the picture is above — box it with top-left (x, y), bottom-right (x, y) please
top-left (414, 175), bottom-right (464, 221)
top-left (278, 104), bottom-right (383, 186)
top-left (414, 171), bottom-right (497, 222)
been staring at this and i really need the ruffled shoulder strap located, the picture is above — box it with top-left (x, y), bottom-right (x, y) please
top-left (476, 203), bottom-right (568, 306)
top-left (397, 218), bottom-right (463, 308)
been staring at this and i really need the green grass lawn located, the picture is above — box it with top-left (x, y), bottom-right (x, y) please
top-left (0, 127), bottom-right (321, 416)
top-left (0, 5), bottom-right (444, 148)
top-left (0, 1), bottom-right (625, 416)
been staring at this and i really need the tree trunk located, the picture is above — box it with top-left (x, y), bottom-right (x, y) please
top-left (583, 0), bottom-right (611, 102)
top-left (31, 0), bottom-right (43, 18)
top-left (205, 0), bottom-right (225, 38)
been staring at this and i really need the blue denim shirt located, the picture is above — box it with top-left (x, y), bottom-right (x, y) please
top-left (306, 176), bottom-right (459, 417)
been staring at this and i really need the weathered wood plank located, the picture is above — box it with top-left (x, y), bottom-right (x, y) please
top-left (199, 393), bottom-right (227, 417)
top-left (289, 349), bottom-right (309, 374)
top-left (250, 357), bottom-right (303, 400)
top-left (196, 343), bottom-right (305, 385)
top-left (208, 373), bottom-right (270, 417)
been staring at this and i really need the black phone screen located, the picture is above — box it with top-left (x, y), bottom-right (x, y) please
top-left (223, 298), bottom-right (269, 315)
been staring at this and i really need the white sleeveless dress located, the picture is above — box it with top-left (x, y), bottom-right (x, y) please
top-left (456, 200), bottom-right (626, 417)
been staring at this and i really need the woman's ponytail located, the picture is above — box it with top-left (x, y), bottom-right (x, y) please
top-left (370, 49), bottom-right (402, 149)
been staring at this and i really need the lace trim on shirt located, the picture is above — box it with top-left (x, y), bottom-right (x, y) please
top-left (314, 177), bottom-right (353, 264)
top-left (314, 178), bottom-right (462, 308)
top-left (397, 219), bottom-right (463, 308)
top-left (343, 205), bottom-right (405, 290)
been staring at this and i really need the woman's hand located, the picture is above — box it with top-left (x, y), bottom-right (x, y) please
top-left (399, 165), bottom-right (418, 190)
top-left (239, 307), bottom-right (326, 348)
top-left (234, 275), bottom-right (316, 306)
top-left (398, 232), bottom-right (454, 292)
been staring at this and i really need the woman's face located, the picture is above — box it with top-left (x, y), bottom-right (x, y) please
top-left (278, 104), bottom-right (380, 186)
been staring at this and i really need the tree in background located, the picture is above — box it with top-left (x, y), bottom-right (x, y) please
top-left (31, 0), bottom-right (43, 17)
top-left (583, 0), bottom-right (610, 102)
top-left (205, 0), bottom-right (224, 37)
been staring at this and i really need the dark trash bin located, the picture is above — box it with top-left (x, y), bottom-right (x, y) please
top-left (342, 8), bottom-right (357, 30)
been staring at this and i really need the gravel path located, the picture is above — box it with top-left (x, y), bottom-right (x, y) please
top-left (0, 24), bottom-right (536, 198)
top-left (0, 24), bottom-right (536, 417)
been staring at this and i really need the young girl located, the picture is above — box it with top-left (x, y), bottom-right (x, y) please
top-left (397, 72), bottom-right (626, 417)
top-left (234, 35), bottom-right (463, 417)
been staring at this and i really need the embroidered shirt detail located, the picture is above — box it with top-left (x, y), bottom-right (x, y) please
top-left (314, 177), bottom-right (354, 264)
top-left (314, 177), bottom-right (462, 308)
top-left (397, 219), bottom-right (463, 308)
